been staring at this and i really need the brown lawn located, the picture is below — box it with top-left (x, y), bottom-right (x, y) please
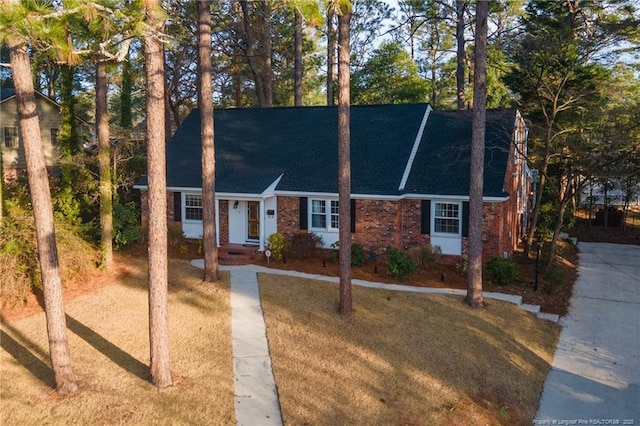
top-left (1, 238), bottom-right (576, 425)
top-left (260, 274), bottom-right (560, 425)
top-left (1, 257), bottom-right (235, 425)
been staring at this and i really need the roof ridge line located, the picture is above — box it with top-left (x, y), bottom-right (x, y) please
top-left (398, 104), bottom-right (432, 191)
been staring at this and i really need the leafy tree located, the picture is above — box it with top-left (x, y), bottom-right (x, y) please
top-left (351, 41), bottom-right (428, 104)
top-left (505, 0), bottom-right (640, 257)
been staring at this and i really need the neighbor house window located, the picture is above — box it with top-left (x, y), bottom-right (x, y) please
top-left (184, 194), bottom-right (203, 221)
top-left (433, 202), bottom-right (460, 234)
top-left (50, 128), bottom-right (59, 146)
top-left (310, 199), bottom-right (339, 231)
top-left (4, 127), bottom-right (18, 148)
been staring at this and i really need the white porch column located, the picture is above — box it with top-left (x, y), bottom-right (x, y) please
top-left (215, 198), bottom-right (220, 247)
top-left (259, 199), bottom-right (265, 251)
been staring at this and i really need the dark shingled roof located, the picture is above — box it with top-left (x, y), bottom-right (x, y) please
top-left (404, 108), bottom-right (516, 198)
top-left (165, 104), bottom-right (428, 195)
top-left (150, 104), bottom-right (517, 198)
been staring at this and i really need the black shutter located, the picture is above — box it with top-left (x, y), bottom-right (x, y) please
top-left (174, 192), bottom-right (182, 221)
top-left (421, 200), bottom-right (431, 234)
top-left (299, 197), bottom-right (308, 230)
top-left (462, 201), bottom-right (469, 237)
top-left (350, 199), bottom-right (356, 233)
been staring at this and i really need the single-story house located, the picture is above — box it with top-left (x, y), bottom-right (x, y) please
top-left (135, 103), bottom-right (531, 259)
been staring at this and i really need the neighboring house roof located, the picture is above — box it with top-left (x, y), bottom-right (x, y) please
top-left (1, 86), bottom-right (91, 127)
top-left (0, 87), bottom-right (17, 102)
top-left (141, 103), bottom-right (518, 199)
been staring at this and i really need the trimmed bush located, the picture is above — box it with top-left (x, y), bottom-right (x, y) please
top-left (330, 241), bottom-right (366, 266)
top-left (287, 232), bottom-right (323, 259)
top-left (351, 243), bottom-right (365, 266)
top-left (386, 246), bottom-right (416, 279)
top-left (267, 232), bottom-right (287, 261)
top-left (409, 244), bottom-right (442, 269)
top-left (167, 222), bottom-right (185, 247)
top-left (485, 256), bottom-right (518, 286)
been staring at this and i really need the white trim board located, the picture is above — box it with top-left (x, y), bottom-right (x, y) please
top-left (399, 104), bottom-right (432, 191)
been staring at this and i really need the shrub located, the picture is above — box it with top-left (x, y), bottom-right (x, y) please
top-left (167, 222), bottom-right (185, 247)
top-left (485, 256), bottom-right (518, 286)
top-left (287, 232), bottom-right (323, 259)
top-left (0, 201), bottom-right (99, 307)
top-left (329, 241), bottom-right (365, 266)
top-left (386, 246), bottom-right (416, 279)
top-left (267, 232), bottom-right (287, 261)
top-left (113, 201), bottom-right (142, 248)
top-left (409, 244), bottom-right (442, 269)
top-left (351, 243), bottom-right (365, 266)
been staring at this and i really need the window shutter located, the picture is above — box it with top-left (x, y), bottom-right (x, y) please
top-left (174, 192), bottom-right (182, 221)
top-left (462, 201), bottom-right (469, 237)
top-left (299, 197), bottom-right (308, 230)
top-left (350, 199), bottom-right (356, 233)
top-left (421, 200), bottom-right (431, 234)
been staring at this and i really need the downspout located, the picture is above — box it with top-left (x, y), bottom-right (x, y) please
top-left (215, 198), bottom-right (220, 247)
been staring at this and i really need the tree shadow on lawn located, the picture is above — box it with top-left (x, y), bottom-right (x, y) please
top-left (259, 275), bottom-right (560, 424)
top-left (65, 314), bottom-right (149, 381)
top-left (1, 323), bottom-right (56, 389)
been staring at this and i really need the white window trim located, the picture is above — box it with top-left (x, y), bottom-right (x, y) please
top-left (183, 193), bottom-right (203, 222)
top-left (431, 200), bottom-right (462, 237)
top-left (309, 198), bottom-right (339, 232)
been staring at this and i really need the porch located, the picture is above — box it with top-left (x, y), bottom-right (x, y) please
top-left (216, 244), bottom-right (261, 266)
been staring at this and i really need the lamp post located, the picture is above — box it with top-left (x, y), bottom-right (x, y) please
top-left (534, 234), bottom-right (544, 292)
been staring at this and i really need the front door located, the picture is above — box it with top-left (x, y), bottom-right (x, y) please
top-left (247, 201), bottom-right (260, 240)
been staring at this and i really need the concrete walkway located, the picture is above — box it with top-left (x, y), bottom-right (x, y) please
top-left (535, 242), bottom-right (640, 424)
top-left (227, 269), bottom-right (283, 426)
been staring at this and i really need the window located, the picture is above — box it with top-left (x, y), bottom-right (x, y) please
top-left (50, 128), bottom-right (59, 146)
top-left (4, 127), bottom-right (18, 148)
top-left (184, 194), bottom-right (203, 221)
top-left (310, 199), bottom-right (339, 231)
top-left (330, 200), bottom-right (339, 229)
top-left (311, 199), bottom-right (326, 228)
top-left (433, 202), bottom-right (460, 234)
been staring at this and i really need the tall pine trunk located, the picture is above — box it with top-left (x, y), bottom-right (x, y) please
top-left (239, 0), bottom-right (266, 106)
top-left (197, 0), bottom-right (219, 283)
top-left (455, 0), bottom-right (467, 111)
top-left (326, 9), bottom-right (336, 106)
top-left (144, 0), bottom-right (172, 388)
top-left (466, 0), bottom-right (488, 308)
top-left (8, 32), bottom-right (78, 395)
top-left (294, 8), bottom-right (303, 106)
top-left (96, 61), bottom-right (113, 270)
top-left (260, 0), bottom-right (273, 107)
top-left (337, 7), bottom-right (352, 316)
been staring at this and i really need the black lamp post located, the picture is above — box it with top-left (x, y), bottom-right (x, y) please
top-left (534, 234), bottom-right (544, 292)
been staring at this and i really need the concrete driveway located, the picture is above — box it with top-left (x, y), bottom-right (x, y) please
top-left (535, 242), bottom-right (640, 424)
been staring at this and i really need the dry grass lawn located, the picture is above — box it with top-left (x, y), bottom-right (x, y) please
top-left (1, 258), bottom-right (235, 425)
top-left (259, 274), bottom-right (560, 425)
